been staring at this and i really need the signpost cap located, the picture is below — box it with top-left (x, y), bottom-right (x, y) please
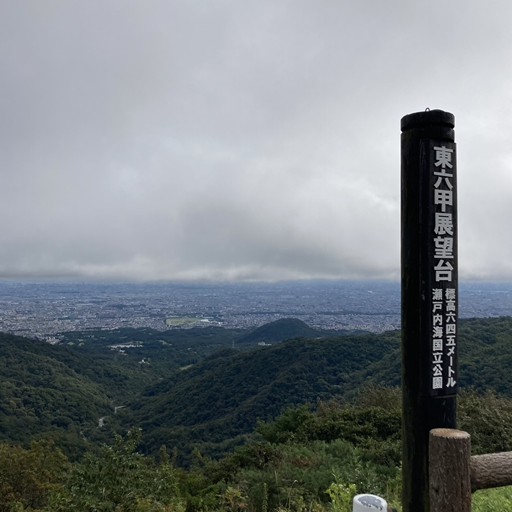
top-left (401, 109), bottom-right (454, 132)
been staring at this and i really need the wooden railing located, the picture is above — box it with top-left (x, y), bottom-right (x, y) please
top-left (429, 428), bottom-right (512, 512)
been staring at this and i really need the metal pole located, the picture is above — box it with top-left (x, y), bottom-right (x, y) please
top-left (401, 110), bottom-right (458, 512)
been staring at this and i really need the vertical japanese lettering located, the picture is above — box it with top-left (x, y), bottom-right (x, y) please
top-left (429, 143), bottom-right (457, 394)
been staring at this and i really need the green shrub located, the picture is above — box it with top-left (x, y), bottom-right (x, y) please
top-left (49, 429), bottom-right (184, 512)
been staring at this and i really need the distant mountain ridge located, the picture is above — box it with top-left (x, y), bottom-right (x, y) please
top-left (235, 318), bottom-right (324, 344)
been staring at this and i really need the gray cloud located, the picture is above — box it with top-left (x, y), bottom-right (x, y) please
top-left (0, 0), bottom-right (511, 281)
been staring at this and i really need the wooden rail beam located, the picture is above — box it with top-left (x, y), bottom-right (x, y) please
top-left (471, 452), bottom-right (512, 492)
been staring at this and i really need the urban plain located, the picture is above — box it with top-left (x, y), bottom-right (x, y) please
top-left (1, 280), bottom-right (511, 340)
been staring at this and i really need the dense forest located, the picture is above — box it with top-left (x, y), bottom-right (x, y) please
top-left (1, 316), bottom-right (512, 510)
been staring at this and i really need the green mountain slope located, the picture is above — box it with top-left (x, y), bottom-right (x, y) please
top-left (123, 317), bottom-right (512, 460)
top-left (0, 326), bottom-right (243, 456)
top-left (458, 316), bottom-right (512, 394)
top-left (0, 332), bottom-right (112, 455)
top-left (2, 316), bottom-right (512, 463)
top-left (124, 330), bottom-right (401, 457)
top-left (235, 318), bottom-right (324, 345)
top-left (58, 326), bottom-right (245, 400)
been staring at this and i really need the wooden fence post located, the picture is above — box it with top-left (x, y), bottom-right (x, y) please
top-left (429, 428), bottom-right (471, 512)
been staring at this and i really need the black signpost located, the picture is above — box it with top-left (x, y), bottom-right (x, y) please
top-left (401, 110), bottom-right (458, 512)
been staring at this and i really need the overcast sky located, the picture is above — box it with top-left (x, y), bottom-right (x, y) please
top-left (1, 0), bottom-right (511, 282)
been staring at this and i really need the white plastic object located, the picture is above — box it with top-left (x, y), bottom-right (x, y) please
top-left (353, 493), bottom-right (387, 511)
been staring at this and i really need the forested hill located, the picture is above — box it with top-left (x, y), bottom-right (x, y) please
top-left (1, 316), bottom-right (512, 461)
top-left (458, 316), bottom-right (512, 395)
top-left (0, 326), bottom-right (244, 456)
top-left (125, 330), bottom-right (402, 457)
top-left (0, 332), bottom-right (111, 454)
top-left (235, 318), bottom-right (327, 344)
top-left (123, 316), bottom-right (512, 458)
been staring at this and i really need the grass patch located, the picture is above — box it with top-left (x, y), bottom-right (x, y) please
top-left (165, 317), bottom-right (199, 326)
top-left (472, 486), bottom-right (512, 511)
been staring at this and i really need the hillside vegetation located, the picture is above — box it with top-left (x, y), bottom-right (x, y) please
top-left (2, 386), bottom-right (512, 511)
top-left (236, 318), bottom-right (328, 345)
top-left (1, 316), bottom-right (512, 463)
top-left (126, 330), bottom-right (400, 460)
top-left (0, 326), bottom-right (243, 457)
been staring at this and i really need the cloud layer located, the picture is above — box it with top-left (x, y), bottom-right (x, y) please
top-left (1, 0), bottom-right (512, 281)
